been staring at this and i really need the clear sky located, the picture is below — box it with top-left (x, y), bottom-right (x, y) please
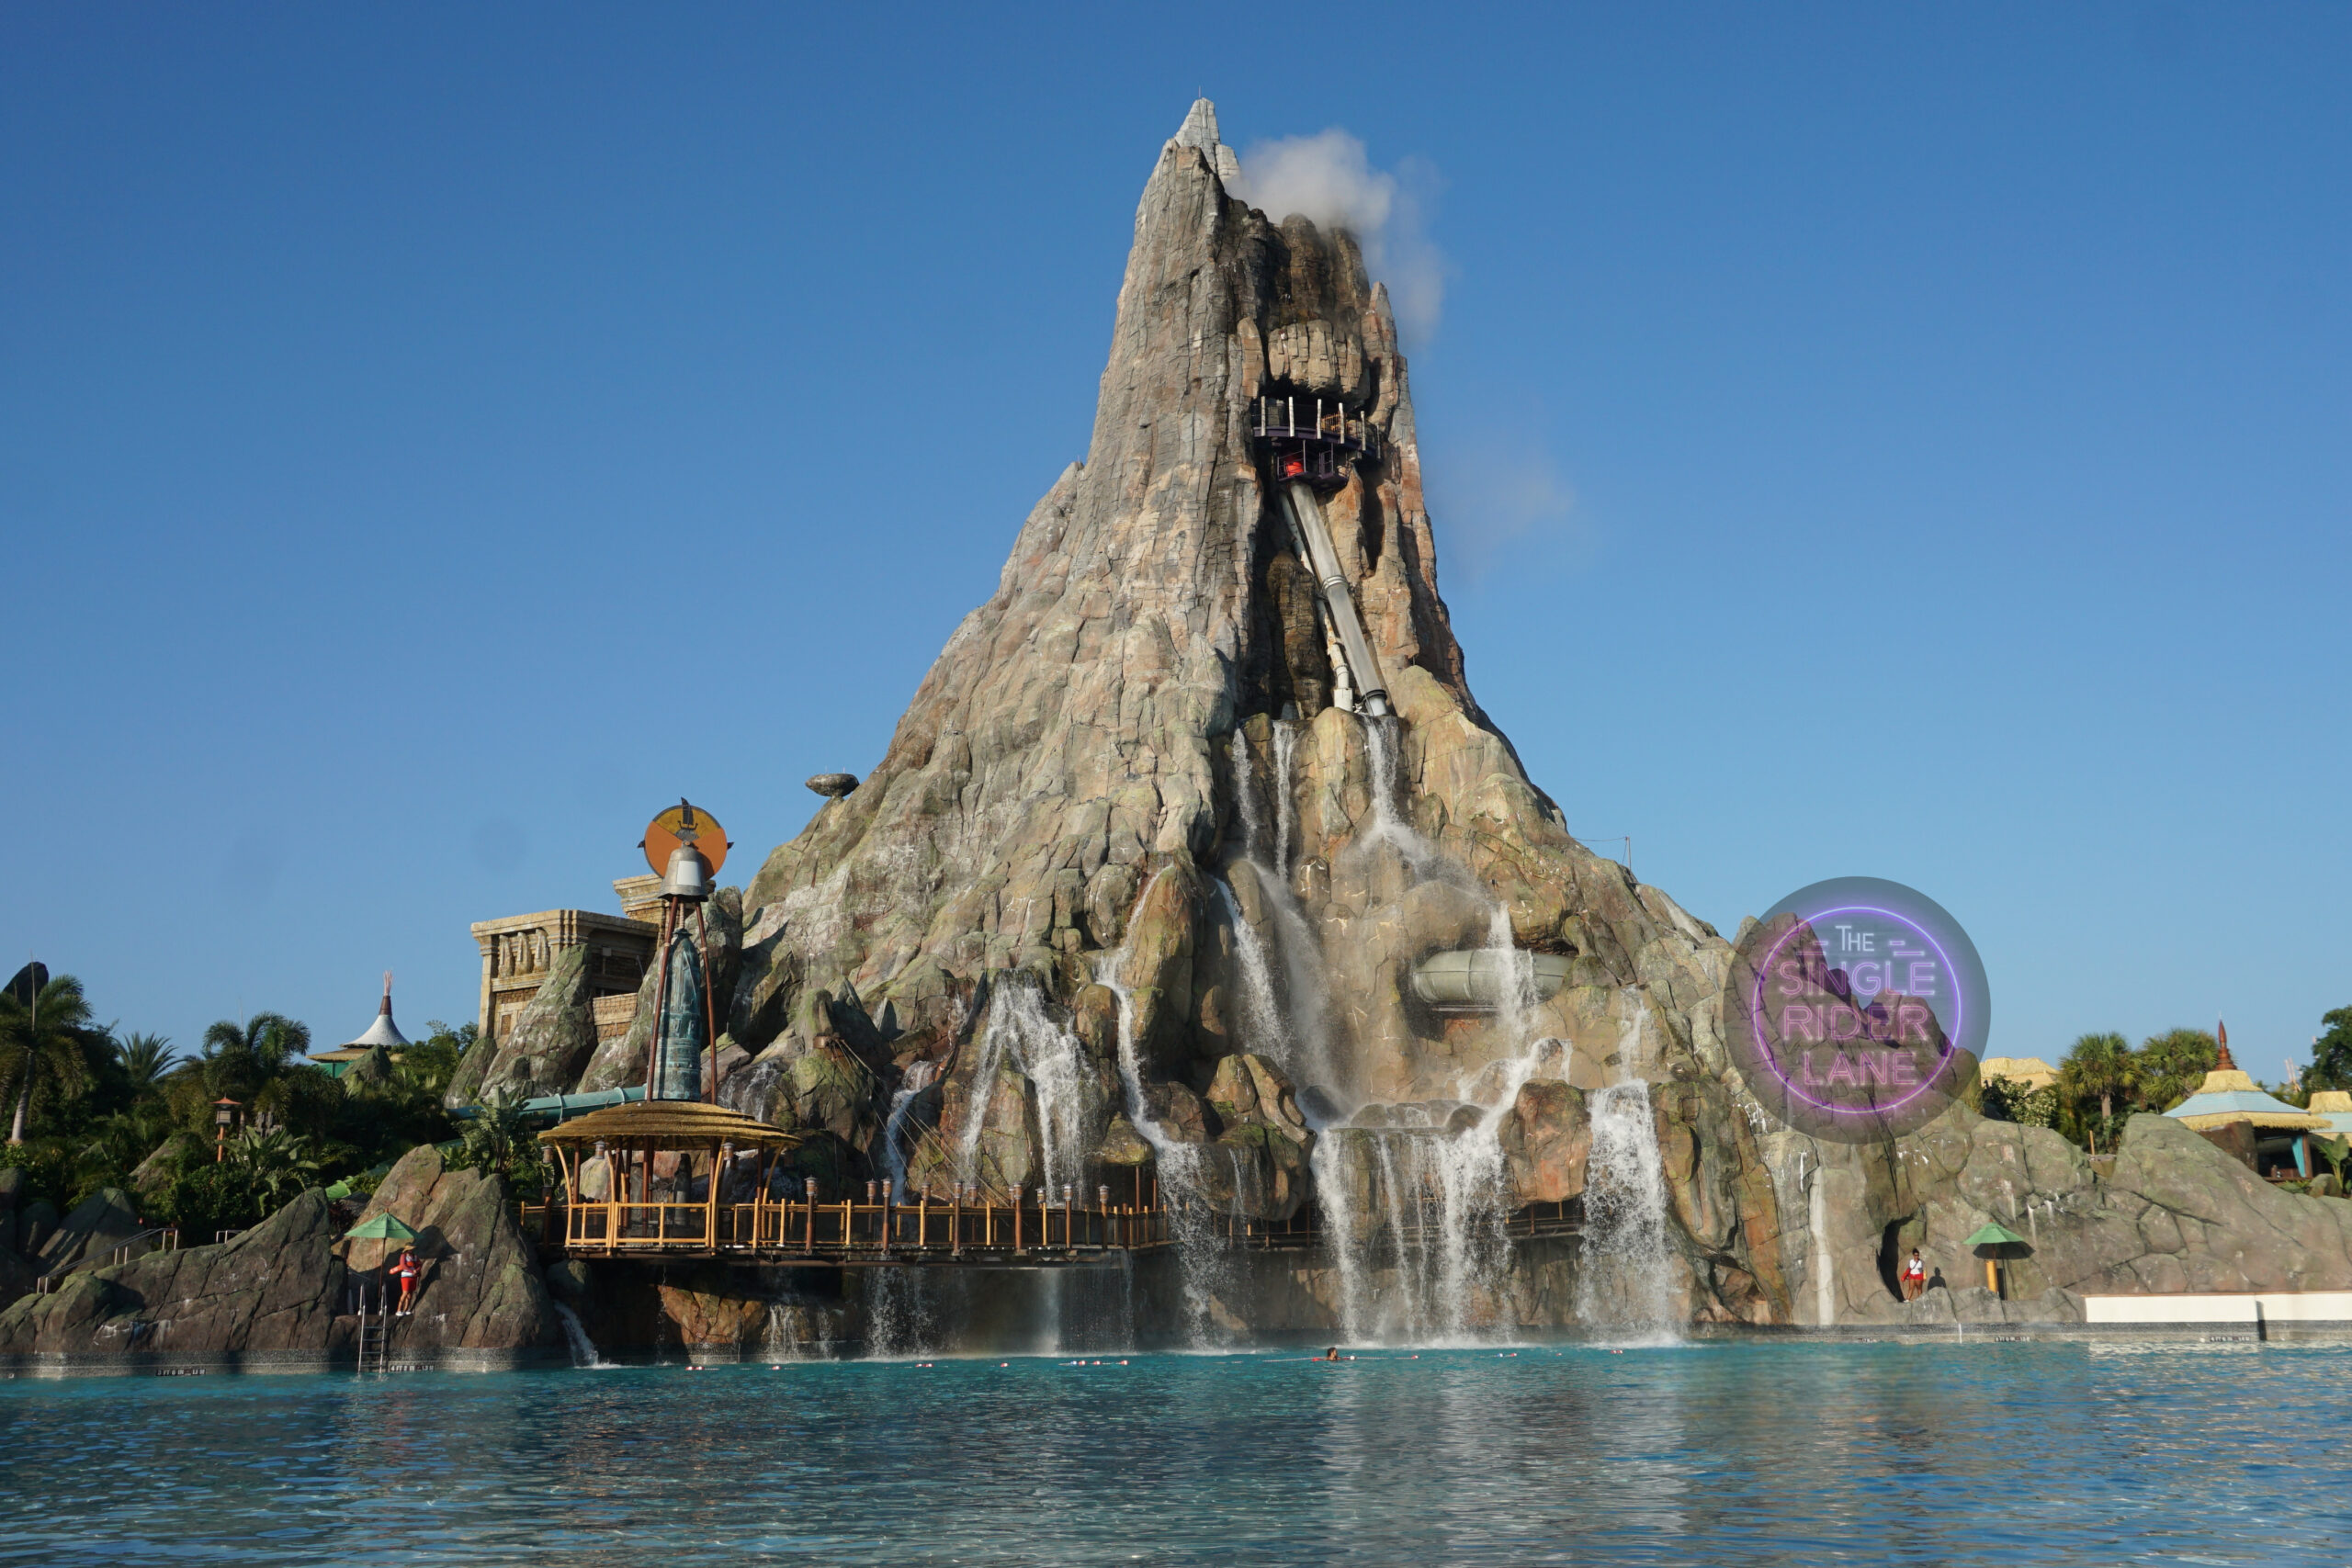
top-left (4, 5), bottom-right (2345, 1079)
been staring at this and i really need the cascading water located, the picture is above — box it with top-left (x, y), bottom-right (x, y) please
top-left (866, 1269), bottom-right (937, 1357)
top-left (1215, 877), bottom-right (1340, 1102)
top-left (1099, 871), bottom-right (1227, 1346)
top-left (1222, 731), bottom-right (1340, 1112)
top-left (1310, 747), bottom-right (1596, 1344)
top-left (1231, 726), bottom-right (1267, 861)
top-left (551, 1301), bottom-right (612, 1369)
top-left (1575, 1082), bottom-right (1679, 1340)
top-left (881, 1058), bottom-right (942, 1190)
top-left (1272, 721), bottom-right (1297, 878)
top-left (1357, 715), bottom-right (1442, 874)
top-left (954, 981), bottom-right (1091, 1193)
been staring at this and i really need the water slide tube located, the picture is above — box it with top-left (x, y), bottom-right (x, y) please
top-left (1281, 479), bottom-right (1392, 718)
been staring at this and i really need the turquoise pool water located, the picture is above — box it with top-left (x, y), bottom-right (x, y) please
top-left (0, 1342), bottom-right (2342, 1564)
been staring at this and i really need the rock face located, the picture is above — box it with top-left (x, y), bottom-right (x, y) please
top-left (0, 1191), bottom-right (345, 1356)
top-left (0, 1152), bottom-right (560, 1360)
top-left (532, 99), bottom-right (2345, 1333)
top-left (33, 1188), bottom-right (145, 1277)
top-left (1831, 1113), bottom-right (2352, 1324)
top-left (354, 1145), bottom-right (562, 1351)
top-left (452, 942), bottom-right (598, 1103)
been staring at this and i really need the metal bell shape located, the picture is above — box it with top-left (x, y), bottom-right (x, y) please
top-left (660, 842), bottom-right (712, 900)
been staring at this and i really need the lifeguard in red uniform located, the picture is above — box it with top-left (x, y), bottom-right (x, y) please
top-left (392, 1247), bottom-right (421, 1316)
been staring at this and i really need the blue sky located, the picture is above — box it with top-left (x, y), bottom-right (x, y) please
top-left (3, 6), bottom-right (2345, 1078)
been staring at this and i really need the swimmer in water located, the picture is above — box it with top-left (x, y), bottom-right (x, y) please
top-left (1323, 1346), bottom-right (1340, 1361)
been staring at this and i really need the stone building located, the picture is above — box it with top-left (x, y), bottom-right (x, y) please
top-left (469, 881), bottom-right (658, 1049)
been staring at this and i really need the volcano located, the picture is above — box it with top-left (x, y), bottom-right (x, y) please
top-left (478, 100), bottom-right (2352, 1344)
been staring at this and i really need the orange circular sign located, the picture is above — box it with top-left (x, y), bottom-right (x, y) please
top-left (641, 802), bottom-right (729, 877)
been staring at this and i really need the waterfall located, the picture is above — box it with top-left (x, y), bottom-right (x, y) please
top-left (1222, 730), bottom-right (1338, 1109)
top-left (1301, 725), bottom-right (1572, 1344)
top-left (1310, 1134), bottom-right (1368, 1343)
top-left (1576, 1083), bottom-right (1679, 1340)
top-left (865, 1269), bottom-right (934, 1358)
top-left (551, 1301), bottom-right (612, 1369)
top-left (881, 1057), bottom-right (942, 1190)
top-left (1259, 874), bottom-right (1339, 1112)
top-left (953, 998), bottom-right (1014, 1186)
top-left (718, 1054), bottom-right (786, 1122)
top-left (1230, 729), bottom-right (1268, 862)
top-left (1317, 1051), bottom-right (1575, 1346)
top-left (1357, 715), bottom-right (1442, 874)
top-left (1808, 1164), bottom-right (1835, 1326)
top-left (1272, 720), bottom-right (1297, 878)
top-left (1215, 877), bottom-right (1340, 1098)
top-left (954, 981), bottom-right (1090, 1193)
top-left (1098, 875), bottom-right (1227, 1346)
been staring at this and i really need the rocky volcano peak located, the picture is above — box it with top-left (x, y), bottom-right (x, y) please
top-left (1170, 96), bottom-right (1243, 186)
top-left (733, 99), bottom-right (1521, 1038)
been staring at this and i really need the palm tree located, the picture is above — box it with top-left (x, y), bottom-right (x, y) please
top-left (0, 972), bottom-right (96, 1145)
top-left (115, 1032), bottom-right (177, 1096)
top-left (2136, 1028), bottom-right (2220, 1113)
top-left (2061, 1032), bottom-right (2135, 1150)
top-left (198, 1012), bottom-right (311, 1102)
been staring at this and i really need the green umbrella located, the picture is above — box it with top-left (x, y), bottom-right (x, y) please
top-left (1963, 1220), bottom-right (2029, 1295)
top-left (344, 1213), bottom-right (418, 1243)
top-left (343, 1213), bottom-right (419, 1271)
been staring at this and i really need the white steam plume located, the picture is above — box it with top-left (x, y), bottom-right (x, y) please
top-left (1230, 129), bottom-right (1448, 343)
top-left (1423, 438), bottom-right (1587, 584)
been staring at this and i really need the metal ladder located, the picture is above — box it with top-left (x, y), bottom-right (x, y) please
top-left (354, 1280), bottom-right (391, 1375)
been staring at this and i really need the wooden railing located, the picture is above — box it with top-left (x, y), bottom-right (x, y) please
top-left (521, 1193), bottom-right (1580, 1263)
top-left (526, 1190), bottom-right (1176, 1262)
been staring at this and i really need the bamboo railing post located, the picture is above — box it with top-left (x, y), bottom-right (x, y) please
top-left (805, 1178), bottom-right (819, 1253)
top-left (1012, 1189), bottom-right (1024, 1253)
top-left (711, 1141), bottom-right (727, 1249)
top-left (952, 1184), bottom-right (964, 1257)
top-left (881, 1179), bottom-right (895, 1258)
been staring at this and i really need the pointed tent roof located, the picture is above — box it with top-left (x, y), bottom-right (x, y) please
top-left (345, 972), bottom-right (411, 1050)
top-left (311, 974), bottom-right (412, 1065)
top-left (2166, 1018), bottom-right (2324, 1132)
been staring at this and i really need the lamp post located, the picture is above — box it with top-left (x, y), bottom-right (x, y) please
top-left (213, 1098), bottom-right (240, 1163)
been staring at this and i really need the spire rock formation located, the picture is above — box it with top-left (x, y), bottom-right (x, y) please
top-left (739, 96), bottom-right (1571, 1029)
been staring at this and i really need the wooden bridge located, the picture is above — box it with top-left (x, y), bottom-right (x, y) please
top-left (519, 1192), bottom-right (1581, 1269)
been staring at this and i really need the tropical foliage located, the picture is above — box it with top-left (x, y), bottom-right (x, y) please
top-left (1983, 1013), bottom-right (2352, 1154)
top-left (0, 973), bottom-right (471, 1235)
top-left (2309, 1008), bottom-right (2352, 1093)
top-left (0, 974), bottom-right (102, 1145)
top-left (2057, 1032), bottom-right (2135, 1151)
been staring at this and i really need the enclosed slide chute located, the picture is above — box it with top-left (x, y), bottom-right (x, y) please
top-left (1255, 394), bottom-right (1390, 716)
